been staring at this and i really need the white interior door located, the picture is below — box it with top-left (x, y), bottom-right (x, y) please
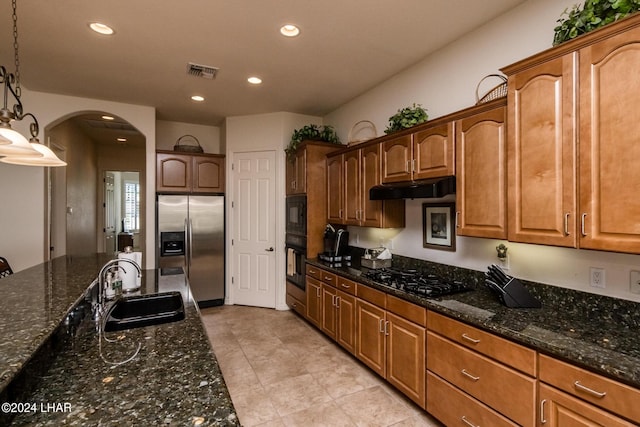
top-left (232, 151), bottom-right (276, 308)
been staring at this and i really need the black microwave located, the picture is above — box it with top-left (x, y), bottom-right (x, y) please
top-left (286, 195), bottom-right (307, 236)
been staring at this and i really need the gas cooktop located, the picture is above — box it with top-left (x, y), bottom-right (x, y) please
top-left (362, 268), bottom-right (473, 298)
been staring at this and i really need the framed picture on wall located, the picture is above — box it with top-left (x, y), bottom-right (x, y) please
top-left (422, 202), bottom-right (456, 251)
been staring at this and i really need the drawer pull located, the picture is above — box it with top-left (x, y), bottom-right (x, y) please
top-left (461, 369), bottom-right (480, 382)
top-left (340, 283), bottom-right (351, 289)
top-left (574, 381), bottom-right (607, 398)
top-left (309, 269), bottom-right (317, 274)
top-left (461, 416), bottom-right (478, 427)
top-left (461, 333), bottom-right (480, 344)
top-left (324, 276), bottom-right (333, 282)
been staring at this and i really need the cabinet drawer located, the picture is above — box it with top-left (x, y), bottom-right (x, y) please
top-left (286, 282), bottom-right (305, 302)
top-left (427, 371), bottom-right (517, 427)
top-left (427, 332), bottom-right (536, 427)
top-left (320, 270), bottom-right (336, 287)
top-left (387, 294), bottom-right (426, 327)
top-left (539, 354), bottom-right (640, 424)
top-left (336, 276), bottom-right (356, 296)
top-left (428, 310), bottom-right (536, 376)
top-left (306, 264), bottom-right (323, 280)
top-left (356, 283), bottom-right (386, 308)
top-left (286, 293), bottom-right (306, 317)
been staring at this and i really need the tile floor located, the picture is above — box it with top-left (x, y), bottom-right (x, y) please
top-left (201, 305), bottom-right (443, 427)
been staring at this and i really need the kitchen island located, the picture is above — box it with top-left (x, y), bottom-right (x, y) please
top-left (0, 255), bottom-right (238, 426)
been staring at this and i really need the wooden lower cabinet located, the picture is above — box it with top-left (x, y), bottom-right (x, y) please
top-left (285, 282), bottom-right (306, 317)
top-left (427, 371), bottom-right (517, 427)
top-left (355, 298), bottom-right (386, 377)
top-left (427, 331), bottom-right (536, 426)
top-left (321, 284), bottom-right (337, 339)
top-left (336, 290), bottom-right (356, 354)
top-left (306, 277), bottom-right (322, 328)
top-left (538, 383), bottom-right (635, 427)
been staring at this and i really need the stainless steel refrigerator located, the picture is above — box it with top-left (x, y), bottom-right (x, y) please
top-left (157, 195), bottom-right (224, 307)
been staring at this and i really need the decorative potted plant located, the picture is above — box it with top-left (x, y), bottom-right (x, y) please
top-left (553, 0), bottom-right (640, 45)
top-left (384, 103), bottom-right (428, 134)
top-left (286, 124), bottom-right (341, 158)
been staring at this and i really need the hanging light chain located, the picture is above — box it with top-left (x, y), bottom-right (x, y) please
top-left (12, 0), bottom-right (21, 97)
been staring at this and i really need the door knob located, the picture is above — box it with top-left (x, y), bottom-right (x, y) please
top-left (265, 247), bottom-right (274, 252)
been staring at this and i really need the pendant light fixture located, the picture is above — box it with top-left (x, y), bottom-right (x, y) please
top-left (0, 0), bottom-right (66, 167)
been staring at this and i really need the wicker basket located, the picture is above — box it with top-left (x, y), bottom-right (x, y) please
top-left (347, 120), bottom-right (378, 146)
top-left (475, 74), bottom-right (508, 105)
top-left (173, 134), bottom-right (204, 153)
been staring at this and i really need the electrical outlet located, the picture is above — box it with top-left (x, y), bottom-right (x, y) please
top-left (590, 267), bottom-right (606, 289)
top-left (498, 253), bottom-right (510, 270)
top-left (630, 270), bottom-right (640, 294)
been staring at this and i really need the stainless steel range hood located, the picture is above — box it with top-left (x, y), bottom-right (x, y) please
top-left (369, 176), bottom-right (456, 200)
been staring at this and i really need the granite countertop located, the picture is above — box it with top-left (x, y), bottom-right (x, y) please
top-left (0, 255), bottom-right (238, 426)
top-left (307, 257), bottom-right (640, 389)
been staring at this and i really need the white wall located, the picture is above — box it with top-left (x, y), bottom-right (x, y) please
top-left (156, 120), bottom-right (221, 153)
top-left (0, 88), bottom-right (156, 271)
top-left (224, 112), bottom-right (322, 309)
top-left (324, 0), bottom-right (640, 302)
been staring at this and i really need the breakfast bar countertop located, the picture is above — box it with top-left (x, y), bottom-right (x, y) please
top-left (0, 255), bottom-right (238, 426)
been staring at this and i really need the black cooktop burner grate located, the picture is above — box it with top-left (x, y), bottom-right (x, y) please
top-left (363, 268), bottom-right (472, 298)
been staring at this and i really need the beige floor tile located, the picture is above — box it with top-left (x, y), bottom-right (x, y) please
top-left (230, 385), bottom-right (280, 427)
top-left (280, 401), bottom-right (356, 427)
top-left (264, 373), bottom-right (333, 417)
top-left (337, 386), bottom-right (416, 427)
top-left (311, 360), bottom-right (381, 399)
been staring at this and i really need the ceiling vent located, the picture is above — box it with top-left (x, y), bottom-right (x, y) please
top-left (187, 62), bottom-right (219, 79)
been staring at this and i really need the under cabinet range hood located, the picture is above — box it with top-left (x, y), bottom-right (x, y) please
top-left (369, 176), bottom-right (456, 200)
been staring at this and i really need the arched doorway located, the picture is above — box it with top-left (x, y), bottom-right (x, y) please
top-left (45, 112), bottom-right (146, 260)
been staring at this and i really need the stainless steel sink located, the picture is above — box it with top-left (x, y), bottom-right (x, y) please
top-left (103, 291), bottom-right (185, 332)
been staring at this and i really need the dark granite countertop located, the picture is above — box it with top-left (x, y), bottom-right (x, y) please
top-left (307, 257), bottom-right (640, 389)
top-left (0, 255), bottom-right (238, 426)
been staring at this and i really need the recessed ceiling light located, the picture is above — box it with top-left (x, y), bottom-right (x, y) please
top-left (101, 115), bottom-right (115, 121)
top-left (191, 95), bottom-right (205, 102)
top-left (248, 77), bottom-right (262, 85)
top-left (89, 22), bottom-right (114, 35)
top-left (280, 24), bottom-right (300, 37)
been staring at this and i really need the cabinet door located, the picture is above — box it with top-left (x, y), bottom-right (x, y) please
top-left (360, 144), bottom-right (384, 227)
top-left (321, 284), bottom-right (337, 339)
top-left (326, 154), bottom-right (344, 223)
top-left (413, 122), bottom-right (455, 180)
top-left (356, 299), bottom-right (386, 377)
top-left (285, 156), bottom-right (297, 195)
top-left (539, 384), bottom-right (635, 427)
top-left (306, 277), bottom-right (322, 328)
top-left (386, 312), bottom-right (425, 408)
top-left (295, 149), bottom-right (306, 194)
top-left (193, 156), bottom-right (224, 193)
top-left (456, 106), bottom-right (507, 239)
top-left (507, 53), bottom-right (577, 247)
top-left (343, 149), bottom-right (361, 225)
top-left (579, 27), bottom-right (640, 253)
top-left (382, 135), bottom-right (412, 183)
top-left (336, 290), bottom-right (356, 354)
top-left (157, 153), bottom-right (192, 192)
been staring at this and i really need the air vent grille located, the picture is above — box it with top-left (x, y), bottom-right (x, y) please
top-left (187, 62), bottom-right (219, 79)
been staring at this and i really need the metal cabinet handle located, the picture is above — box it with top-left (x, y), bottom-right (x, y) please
top-left (405, 160), bottom-right (410, 173)
top-left (461, 369), bottom-right (480, 381)
top-left (339, 209), bottom-right (343, 219)
top-left (564, 213), bottom-right (571, 236)
top-left (324, 276), bottom-right (333, 282)
top-left (340, 283), bottom-right (351, 289)
top-left (461, 333), bottom-right (480, 344)
top-left (455, 211), bottom-right (460, 228)
top-left (379, 318), bottom-right (385, 333)
top-left (581, 213), bottom-right (587, 236)
top-left (309, 269), bottom-right (317, 274)
top-left (316, 287), bottom-right (320, 298)
top-left (461, 416), bottom-right (478, 427)
top-left (265, 247), bottom-right (274, 252)
top-left (574, 381), bottom-right (607, 398)
top-left (335, 295), bottom-right (340, 308)
top-left (540, 399), bottom-right (547, 424)
top-left (384, 320), bottom-right (389, 336)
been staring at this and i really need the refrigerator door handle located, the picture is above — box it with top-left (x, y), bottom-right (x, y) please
top-left (188, 219), bottom-right (194, 269)
top-left (184, 218), bottom-right (190, 276)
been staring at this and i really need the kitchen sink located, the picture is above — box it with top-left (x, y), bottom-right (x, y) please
top-left (103, 291), bottom-right (185, 332)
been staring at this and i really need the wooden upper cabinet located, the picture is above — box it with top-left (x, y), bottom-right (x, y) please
top-left (578, 25), bottom-right (640, 253)
top-left (326, 153), bottom-right (344, 223)
top-left (343, 149), bottom-right (361, 225)
top-left (156, 151), bottom-right (225, 193)
top-left (413, 122), bottom-right (455, 180)
top-left (504, 53), bottom-right (577, 247)
top-left (456, 103), bottom-right (507, 239)
top-left (382, 135), bottom-right (412, 183)
top-left (286, 149), bottom-right (306, 195)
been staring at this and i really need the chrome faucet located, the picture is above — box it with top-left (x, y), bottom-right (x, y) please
top-left (94, 258), bottom-right (142, 318)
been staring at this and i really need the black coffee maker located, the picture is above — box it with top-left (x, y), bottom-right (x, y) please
top-left (322, 225), bottom-right (349, 261)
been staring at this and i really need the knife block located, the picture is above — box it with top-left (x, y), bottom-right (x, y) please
top-left (498, 278), bottom-right (541, 308)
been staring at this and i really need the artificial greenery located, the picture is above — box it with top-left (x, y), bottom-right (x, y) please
top-left (553, 0), bottom-right (640, 45)
top-left (286, 124), bottom-right (341, 158)
top-left (384, 104), bottom-right (428, 134)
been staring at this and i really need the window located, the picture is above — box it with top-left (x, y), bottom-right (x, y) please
top-left (124, 181), bottom-right (140, 231)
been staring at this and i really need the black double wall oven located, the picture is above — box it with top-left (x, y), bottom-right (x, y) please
top-left (285, 195), bottom-right (306, 290)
